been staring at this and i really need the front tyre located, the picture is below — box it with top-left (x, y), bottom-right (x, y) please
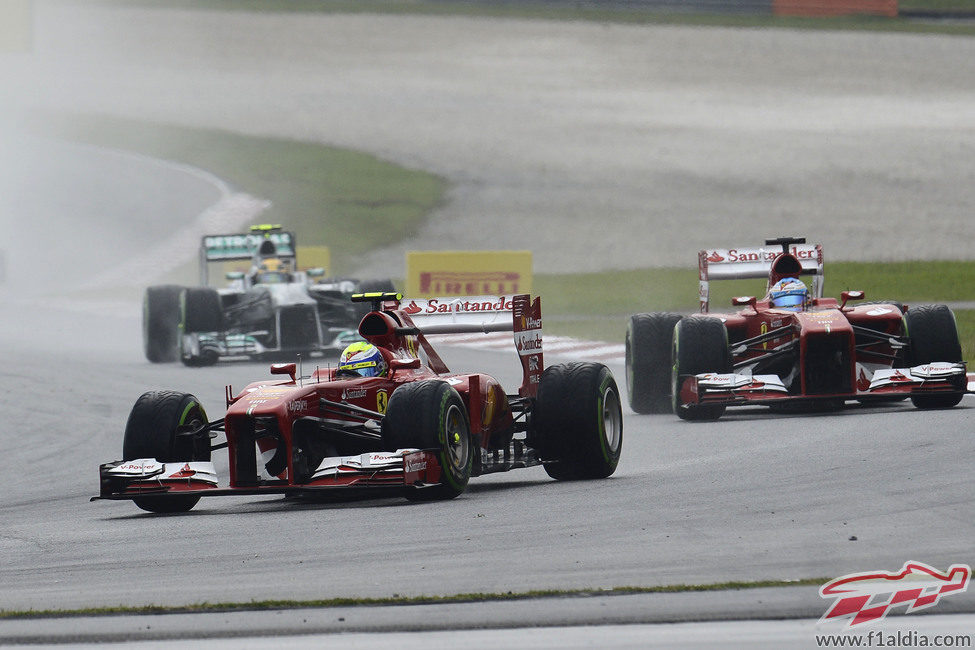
top-left (534, 362), bottom-right (623, 480)
top-left (626, 312), bottom-right (683, 414)
top-left (382, 381), bottom-right (474, 500)
top-left (672, 317), bottom-right (731, 421)
top-left (143, 285), bottom-right (182, 363)
top-left (906, 304), bottom-right (964, 409)
top-left (123, 391), bottom-right (211, 513)
top-left (179, 288), bottom-right (223, 367)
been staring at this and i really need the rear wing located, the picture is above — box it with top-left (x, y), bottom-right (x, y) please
top-left (367, 294), bottom-right (543, 398)
top-left (199, 226), bottom-right (296, 285)
top-left (698, 241), bottom-right (824, 312)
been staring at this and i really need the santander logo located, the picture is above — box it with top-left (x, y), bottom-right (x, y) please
top-left (404, 301), bottom-right (422, 315)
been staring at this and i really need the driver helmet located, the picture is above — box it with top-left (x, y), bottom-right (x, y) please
top-left (338, 342), bottom-right (387, 378)
top-left (253, 258), bottom-right (291, 284)
top-left (768, 277), bottom-right (809, 312)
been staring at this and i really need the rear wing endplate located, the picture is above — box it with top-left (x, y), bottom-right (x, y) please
top-left (698, 242), bottom-right (823, 312)
top-left (399, 295), bottom-right (543, 397)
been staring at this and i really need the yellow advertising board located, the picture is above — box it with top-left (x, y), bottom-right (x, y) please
top-left (0, 0), bottom-right (32, 53)
top-left (296, 245), bottom-right (331, 274)
top-left (406, 251), bottom-right (532, 298)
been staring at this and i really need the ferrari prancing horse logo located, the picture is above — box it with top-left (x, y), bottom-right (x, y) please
top-left (376, 389), bottom-right (388, 414)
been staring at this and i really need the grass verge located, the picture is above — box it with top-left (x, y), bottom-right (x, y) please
top-left (0, 577), bottom-right (827, 618)
top-left (536, 262), bottom-right (975, 360)
top-left (38, 117), bottom-right (974, 358)
top-left (39, 114), bottom-right (446, 275)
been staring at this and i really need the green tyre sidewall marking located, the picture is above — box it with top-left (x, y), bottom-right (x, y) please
top-left (437, 388), bottom-right (470, 492)
top-left (179, 401), bottom-right (205, 427)
top-left (595, 373), bottom-right (615, 464)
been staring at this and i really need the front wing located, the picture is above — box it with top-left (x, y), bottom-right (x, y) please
top-left (182, 328), bottom-right (359, 362)
top-left (677, 362), bottom-right (969, 408)
top-left (92, 449), bottom-right (443, 502)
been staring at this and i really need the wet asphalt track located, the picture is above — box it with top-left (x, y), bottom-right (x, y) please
top-left (1, 4), bottom-right (974, 646)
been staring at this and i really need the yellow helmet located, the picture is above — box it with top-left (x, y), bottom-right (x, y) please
top-left (338, 342), bottom-right (387, 378)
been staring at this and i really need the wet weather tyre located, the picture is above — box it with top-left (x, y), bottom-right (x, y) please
top-left (180, 288), bottom-right (223, 333)
top-left (382, 381), bottom-right (473, 500)
top-left (672, 317), bottom-right (732, 421)
top-left (906, 304), bottom-right (964, 409)
top-left (626, 312), bottom-right (682, 414)
top-left (179, 288), bottom-right (223, 367)
top-left (143, 285), bottom-right (182, 363)
top-left (122, 391), bottom-right (211, 513)
top-left (533, 362), bottom-right (623, 480)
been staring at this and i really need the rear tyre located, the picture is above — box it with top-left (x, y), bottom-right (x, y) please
top-left (179, 288), bottom-right (223, 367)
top-left (906, 304), bottom-right (964, 409)
top-left (143, 285), bottom-right (182, 363)
top-left (672, 317), bottom-right (732, 421)
top-left (626, 312), bottom-right (683, 414)
top-left (382, 381), bottom-right (473, 500)
top-left (533, 362), bottom-right (623, 480)
top-left (123, 391), bottom-right (211, 513)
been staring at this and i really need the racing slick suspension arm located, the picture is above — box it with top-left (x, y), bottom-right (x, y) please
top-left (176, 417), bottom-right (228, 452)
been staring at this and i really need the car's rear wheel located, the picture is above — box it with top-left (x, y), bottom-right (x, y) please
top-left (143, 285), bottom-right (182, 363)
top-left (533, 362), bottom-right (623, 480)
top-left (906, 304), bottom-right (964, 409)
top-left (382, 381), bottom-right (473, 500)
top-left (123, 391), bottom-right (211, 513)
top-left (672, 317), bottom-right (731, 421)
top-left (626, 312), bottom-right (683, 414)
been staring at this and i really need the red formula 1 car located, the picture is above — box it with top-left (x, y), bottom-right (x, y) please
top-left (626, 237), bottom-right (969, 421)
top-left (95, 293), bottom-right (623, 513)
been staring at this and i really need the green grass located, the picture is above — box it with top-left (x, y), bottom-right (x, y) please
top-left (536, 262), bottom-right (975, 360)
top-left (43, 115), bottom-right (975, 359)
top-left (0, 577), bottom-right (826, 618)
top-left (89, 0), bottom-right (975, 36)
top-left (40, 114), bottom-right (445, 274)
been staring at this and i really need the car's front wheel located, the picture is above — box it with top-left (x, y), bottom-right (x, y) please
top-left (906, 304), bottom-right (964, 409)
top-left (382, 381), bottom-right (474, 501)
top-left (123, 391), bottom-right (211, 513)
top-left (672, 317), bottom-right (731, 421)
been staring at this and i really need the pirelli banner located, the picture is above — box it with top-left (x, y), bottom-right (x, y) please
top-left (406, 251), bottom-right (532, 299)
top-left (1, 0), bottom-right (32, 53)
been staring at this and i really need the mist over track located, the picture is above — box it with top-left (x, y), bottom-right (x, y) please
top-left (1, 4), bottom-right (974, 643)
top-left (3, 3), bottom-right (975, 278)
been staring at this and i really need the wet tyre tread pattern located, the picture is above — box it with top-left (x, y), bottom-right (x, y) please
top-left (905, 304), bottom-right (964, 409)
top-left (382, 380), bottom-right (473, 500)
top-left (143, 285), bottom-right (182, 363)
top-left (626, 312), bottom-right (683, 414)
top-left (673, 317), bottom-right (731, 421)
top-left (122, 390), bottom-right (209, 513)
top-left (535, 362), bottom-right (622, 480)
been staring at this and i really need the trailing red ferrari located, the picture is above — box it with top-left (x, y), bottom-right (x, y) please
top-left (96, 293), bottom-right (623, 513)
top-left (626, 237), bottom-right (969, 420)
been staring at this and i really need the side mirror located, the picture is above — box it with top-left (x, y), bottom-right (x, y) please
top-left (840, 290), bottom-right (865, 309)
top-left (732, 296), bottom-right (757, 311)
top-left (307, 267), bottom-right (326, 278)
top-left (225, 271), bottom-right (245, 280)
top-left (270, 363), bottom-right (297, 381)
